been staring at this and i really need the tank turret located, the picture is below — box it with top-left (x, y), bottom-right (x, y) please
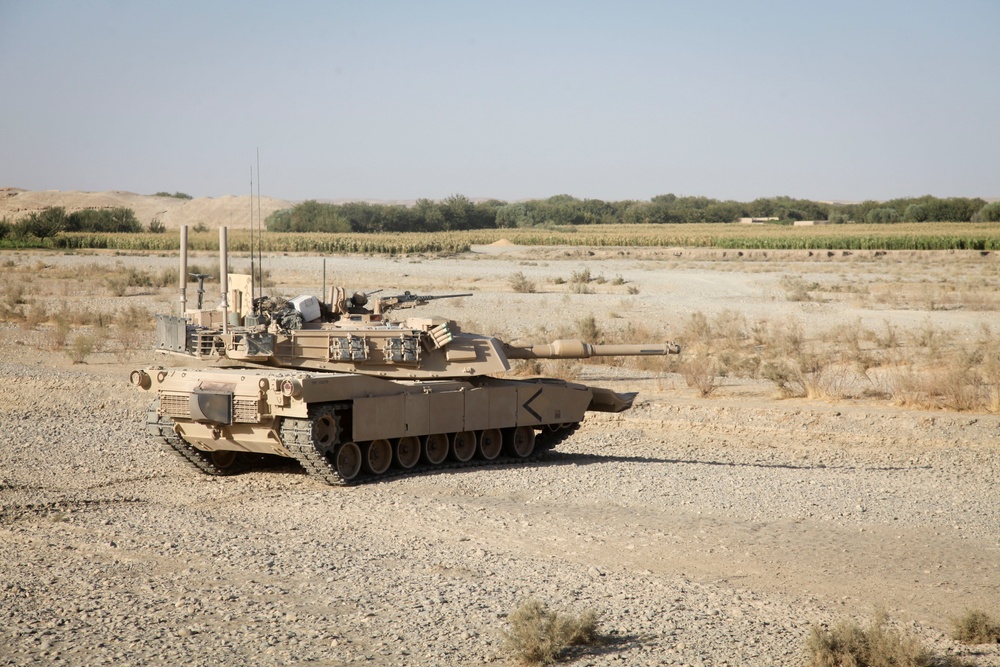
top-left (133, 226), bottom-right (680, 486)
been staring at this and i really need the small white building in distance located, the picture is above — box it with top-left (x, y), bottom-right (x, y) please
top-left (792, 220), bottom-right (831, 226)
top-left (738, 217), bottom-right (780, 224)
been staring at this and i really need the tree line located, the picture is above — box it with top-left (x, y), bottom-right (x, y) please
top-left (2, 194), bottom-right (998, 241)
top-left (266, 194), bottom-right (1000, 234)
top-left (0, 206), bottom-right (164, 240)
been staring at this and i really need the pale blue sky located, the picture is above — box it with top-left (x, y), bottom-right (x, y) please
top-left (1, 1), bottom-right (997, 202)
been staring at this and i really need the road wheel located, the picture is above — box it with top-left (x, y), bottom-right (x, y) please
top-left (506, 426), bottom-right (536, 458)
top-left (209, 450), bottom-right (239, 470)
top-left (363, 439), bottom-right (392, 475)
top-left (478, 429), bottom-right (502, 460)
top-left (450, 431), bottom-right (476, 462)
top-left (422, 433), bottom-right (448, 465)
top-left (394, 436), bottom-right (420, 469)
top-left (334, 442), bottom-right (362, 480)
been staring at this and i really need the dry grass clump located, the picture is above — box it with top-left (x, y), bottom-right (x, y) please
top-left (781, 275), bottom-right (820, 302)
top-left (575, 315), bottom-right (601, 343)
top-left (805, 612), bottom-right (969, 667)
top-left (509, 271), bottom-right (537, 293)
top-left (670, 309), bottom-right (1000, 410)
top-left (501, 598), bottom-right (601, 666)
top-left (510, 359), bottom-right (544, 376)
top-left (68, 335), bottom-right (96, 364)
top-left (950, 609), bottom-right (1000, 645)
top-left (112, 305), bottom-right (152, 361)
top-left (681, 354), bottom-right (719, 397)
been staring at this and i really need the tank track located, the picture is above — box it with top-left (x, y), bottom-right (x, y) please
top-left (279, 403), bottom-right (580, 487)
top-left (146, 400), bottom-right (245, 476)
top-left (279, 403), bottom-right (352, 487)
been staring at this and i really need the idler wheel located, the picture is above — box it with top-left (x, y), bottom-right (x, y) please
top-left (478, 429), bottom-right (502, 460)
top-left (394, 436), bottom-right (420, 469)
top-left (210, 450), bottom-right (239, 469)
top-left (363, 439), bottom-right (392, 475)
top-left (422, 433), bottom-right (448, 465)
top-left (450, 431), bottom-right (476, 462)
top-left (506, 426), bottom-right (536, 458)
top-left (334, 442), bottom-right (362, 481)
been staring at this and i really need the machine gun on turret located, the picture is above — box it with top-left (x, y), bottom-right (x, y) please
top-left (373, 291), bottom-right (473, 314)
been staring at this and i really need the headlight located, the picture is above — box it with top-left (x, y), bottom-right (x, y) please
top-left (280, 378), bottom-right (303, 398)
top-left (129, 370), bottom-right (152, 390)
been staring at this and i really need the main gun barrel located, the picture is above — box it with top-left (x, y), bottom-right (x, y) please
top-left (505, 339), bottom-right (680, 360)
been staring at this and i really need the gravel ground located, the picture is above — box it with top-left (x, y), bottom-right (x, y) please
top-left (1, 247), bottom-right (998, 666)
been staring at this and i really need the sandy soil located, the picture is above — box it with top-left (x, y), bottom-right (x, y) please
top-left (1, 246), bottom-right (998, 666)
top-left (0, 187), bottom-right (292, 229)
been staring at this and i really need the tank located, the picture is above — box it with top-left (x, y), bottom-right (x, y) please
top-left (131, 226), bottom-right (680, 486)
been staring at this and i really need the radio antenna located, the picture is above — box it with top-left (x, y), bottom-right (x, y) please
top-left (256, 147), bottom-right (263, 300)
top-left (249, 164), bottom-right (256, 308)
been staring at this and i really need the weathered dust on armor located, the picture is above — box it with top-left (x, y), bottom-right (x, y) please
top-left (131, 227), bottom-right (680, 485)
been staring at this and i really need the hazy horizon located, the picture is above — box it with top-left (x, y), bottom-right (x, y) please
top-left (2, 1), bottom-right (997, 203)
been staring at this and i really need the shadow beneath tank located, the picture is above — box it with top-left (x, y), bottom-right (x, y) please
top-left (240, 447), bottom-right (930, 488)
top-left (540, 450), bottom-right (932, 472)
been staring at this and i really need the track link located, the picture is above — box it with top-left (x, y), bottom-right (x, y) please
top-left (280, 403), bottom-right (352, 487)
top-left (146, 400), bottom-right (244, 476)
top-left (279, 402), bottom-right (581, 487)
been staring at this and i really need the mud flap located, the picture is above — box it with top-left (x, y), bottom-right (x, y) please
top-left (587, 388), bottom-right (637, 413)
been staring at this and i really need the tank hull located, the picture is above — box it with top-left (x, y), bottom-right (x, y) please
top-left (137, 366), bottom-right (629, 485)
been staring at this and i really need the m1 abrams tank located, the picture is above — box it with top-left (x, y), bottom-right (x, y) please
top-left (131, 227), bottom-right (679, 486)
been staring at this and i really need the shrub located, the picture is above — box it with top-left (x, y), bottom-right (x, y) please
top-left (780, 275), bottom-right (817, 302)
top-left (805, 613), bottom-right (933, 667)
top-left (576, 315), bottom-right (601, 342)
top-left (114, 305), bottom-right (151, 361)
top-left (23, 301), bottom-right (47, 329)
top-left (501, 599), bottom-right (600, 666)
top-left (49, 316), bottom-right (72, 351)
top-left (682, 355), bottom-right (720, 397)
top-left (106, 275), bottom-right (129, 297)
top-left (509, 271), bottom-right (537, 293)
top-left (951, 609), bottom-right (1000, 644)
top-left (148, 218), bottom-right (166, 233)
top-left (68, 335), bottom-right (96, 364)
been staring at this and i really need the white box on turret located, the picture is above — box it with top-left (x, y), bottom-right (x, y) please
top-left (289, 295), bottom-right (321, 322)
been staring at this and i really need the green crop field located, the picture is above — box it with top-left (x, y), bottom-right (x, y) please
top-left (3, 222), bottom-right (999, 253)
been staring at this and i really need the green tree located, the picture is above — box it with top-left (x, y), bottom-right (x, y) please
top-left (441, 194), bottom-right (475, 230)
top-left (496, 203), bottom-right (535, 228)
top-left (903, 204), bottom-right (927, 222)
top-left (16, 207), bottom-right (66, 238)
top-left (865, 207), bottom-right (900, 224)
top-left (973, 201), bottom-right (1000, 222)
top-left (413, 198), bottom-right (445, 231)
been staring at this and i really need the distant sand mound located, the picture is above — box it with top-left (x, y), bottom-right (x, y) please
top-left (0, 189), bottom-right (294, 230)
top-left (490, 238), bottom-right (515, 246)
